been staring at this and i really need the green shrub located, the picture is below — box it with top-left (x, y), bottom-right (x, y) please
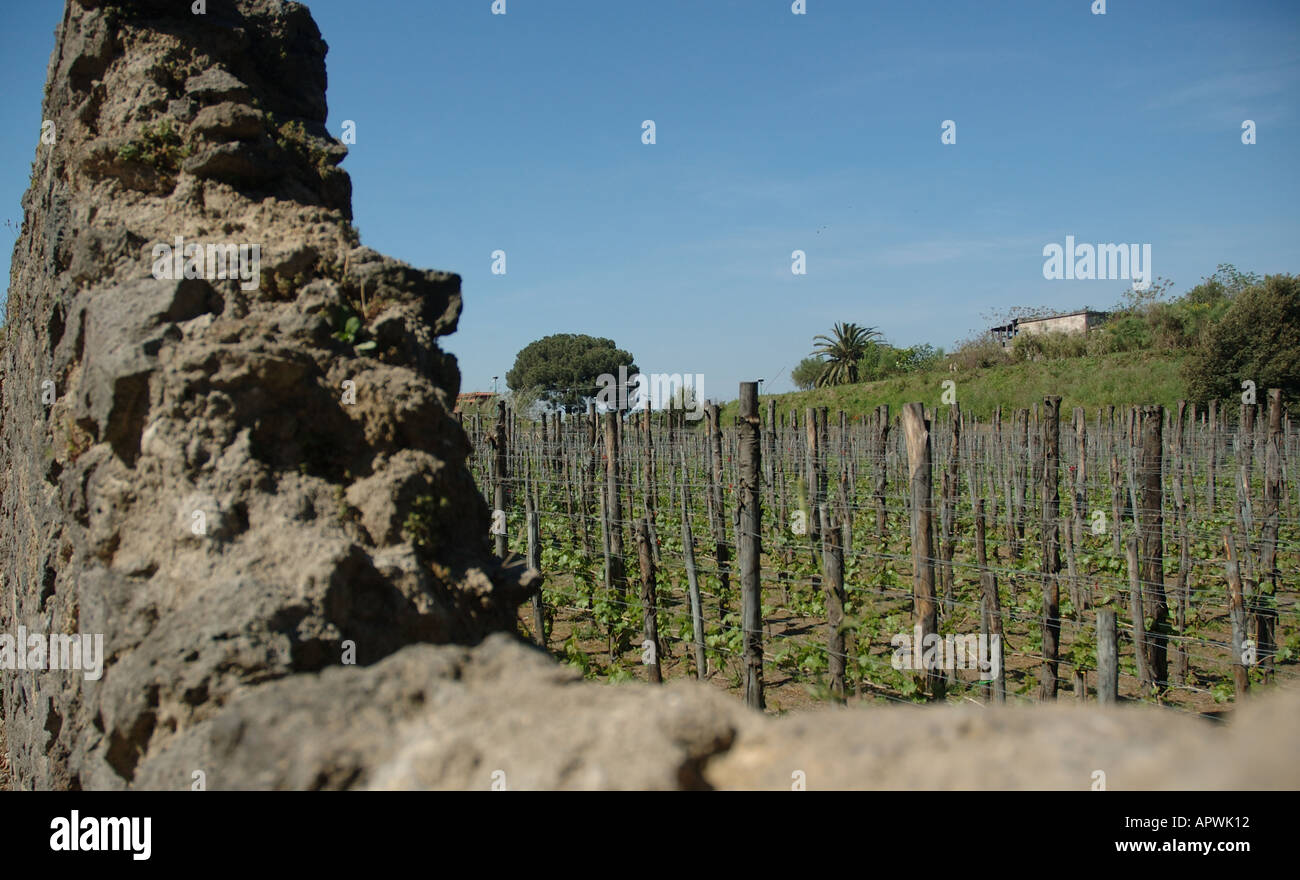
top-left (1012, 331), bottom-right (1087, 361)
top-left (893, 343), bottom-right (945, 374)
top-left (116, 118), bottom-right (191, 172)
top-left (1184, 263), bottom-right (1261, 306)
top-left (1183, 274), bottom-right (1300, 406)
top-left (950, 334), bottom-right (1011, 370)
top-left (274, 119), bottom-right (331, 174)
top-left (790, 356), bottom-right (825, 391)
top-left (402, 494), bottom-right (453, 553)
top-left (1088, 313), bottom-right (1149, 354)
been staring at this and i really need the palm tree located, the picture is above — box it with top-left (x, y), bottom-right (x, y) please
top-left (810, 322), bottom-right (883, 387)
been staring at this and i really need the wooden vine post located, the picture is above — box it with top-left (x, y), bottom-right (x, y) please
top-left (902, 402), bottom-right (943, 700)
top-left (526, 497), bottom-right (546, 647)
top-left (738, 382), bottom-right (765, 709)
top-left (1223, 528), bottom-right (1250, 700)
top-left (634, 517), bottom-right (662, 684)
top-left (873, 405), bottom-right (890, 540)
top-left (603, 411), bottom-right (627, 646)
top-left (975, 498), bottom-right (1005, 703)
top-left (1039, 395), bottom-right (1061, 701)
top-left (1096, 607), bottom-right (1118, 705)
top-left (1258, 388), bottom-right (1282, 683)
top-left (680, 460), bottom-right (707, 680)
top-left (1126, 535), bottom-right (1149, 692)
top-left (821, 503), bottom-right (847, 703)
top-left (1171, 400), bottom-right (1190, 685)
top-left (940, 401), bottom-right (960, 615)
top-left (706, 403), bottom-right (730, 620)
top-left (1138, 405), bottom-right (1168, 690)
top-left (491, 400), bottom-right (508, 559)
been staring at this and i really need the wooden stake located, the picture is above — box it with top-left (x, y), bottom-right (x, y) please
top-left (1223, 528), bottom-right (1250, 700)
top-left (491, 400), bottom-right (508, 559)
top-left (1126, 535), bottom-right (1148, 694)
top-left (635, 517), bottom-right (662, 684)
top-left (902, 402), bottom-right (943, 701)
top-left (738, 382), bottom-right (764, 709)
top-left (1138, 405), bottom-right (1168, 690)
top-left (975, 498), bottom-right (1005, 703)
top-left (680, 465), bottom-right (707, 680)
top-left (1039, 396), bottom-right (1062, 701)
top-left (820, 503), bottom-right (846, 703)
top-left (1097, 607), bottom-right (1118, 705)
top-left (526, 500), bottom-right (546, 647)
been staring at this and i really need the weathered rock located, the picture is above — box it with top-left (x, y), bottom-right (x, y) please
top-left (166, 97), bottom-right (197, 123)
top-left (182, 141), bottom-right (273, 183)
top-left (130, 633), bottom-right (1300, 791)
top-left (705, 693), bottom-right (1300, 790)
top-left (191, 102), bottom-right (265, 141)
top-left (1, 0), bottom-right (534, 791)
top-left (135, 634), bottom-right (746, 791)
top-left (184, 68), bottom-right (251, 105)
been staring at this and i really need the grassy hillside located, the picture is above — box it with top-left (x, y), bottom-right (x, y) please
top-left (719, 350), bottom-right (1188, 423)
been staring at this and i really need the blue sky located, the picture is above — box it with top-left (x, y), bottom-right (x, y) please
top-left (2, 0), bottom-right (1298, 397)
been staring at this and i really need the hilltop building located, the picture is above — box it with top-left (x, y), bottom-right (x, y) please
top-left (989, 309), bottom-right (1109, 348)
top-left (455, 391), bottom-right (497, 412)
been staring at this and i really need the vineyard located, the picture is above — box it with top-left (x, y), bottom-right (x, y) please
top-left (460, 385), bottom-right (1299, 717)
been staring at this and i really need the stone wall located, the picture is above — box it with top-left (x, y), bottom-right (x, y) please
top-left (0, 0), bottom-right (534, 790)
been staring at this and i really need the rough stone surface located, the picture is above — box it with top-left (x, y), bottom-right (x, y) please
top-left (1, 0), bottom-right (534, 791)
top-left (135, 634), bottom-right (745, 791)
top-left (131, 633), bottom-right (1299, 791)
top-left (4, 0), bottom-right (1297, 792)
top-left (707, 688), bottom-right (1300, 791)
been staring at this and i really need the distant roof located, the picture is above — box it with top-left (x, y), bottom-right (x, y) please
top-left (1018, 308), bottom-right (1109, 324)
top-left (990, 309), bottom-right (1109, 332)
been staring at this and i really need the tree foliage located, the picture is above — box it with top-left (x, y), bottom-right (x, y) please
top-left (1183, 274), bottom-right (1300, 406)
top-left (1183, 263), bottom-right (1262, 306)
top-left (506, 333), bottom-right (638, 413)
top-left (810, 322), bottom-right (882, 387)
top-left (857, 342), bottom-right (945, 381)
top-left (794, 335), bottom-right (944, 389)
top-left (790, 356), bottom-right (825, 391)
